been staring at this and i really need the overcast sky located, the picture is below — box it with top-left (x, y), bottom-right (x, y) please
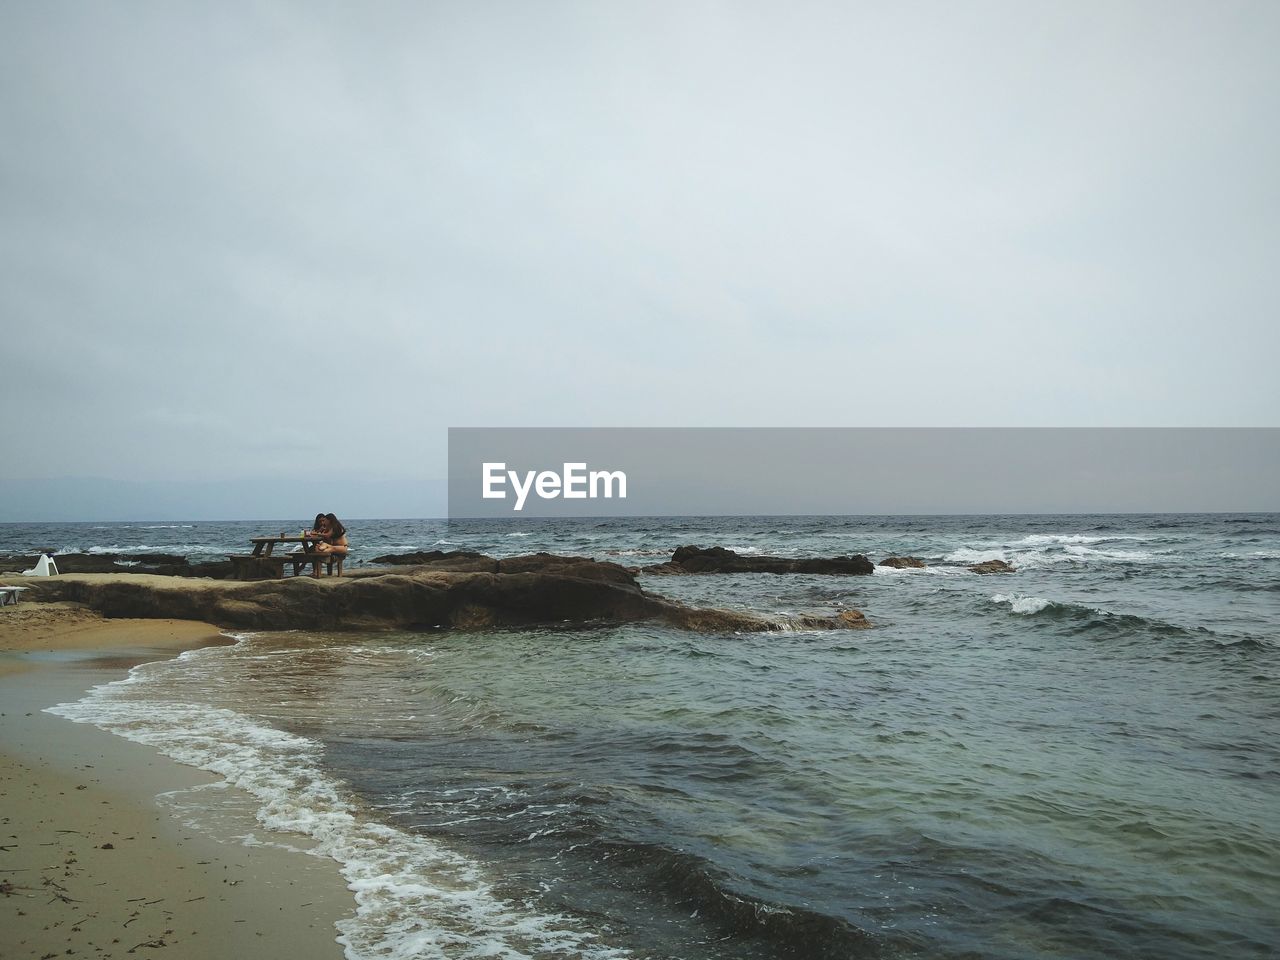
top-left (2, 2), bottom-right (1277, 518)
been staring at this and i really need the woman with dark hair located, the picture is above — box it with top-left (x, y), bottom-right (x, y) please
top-left (302, 513), bottom-right (326, 546)
top-left (303, 513), bottom-right (349, 577)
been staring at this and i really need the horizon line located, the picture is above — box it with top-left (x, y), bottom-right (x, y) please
top-left (1, 509), bottom-right (1278, 525)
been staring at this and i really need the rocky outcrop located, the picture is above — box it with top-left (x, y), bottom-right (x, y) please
top-left (12, 554), bottom-right (870, 635)
top-left (0, 553), bottom-right (51, 573)
top-left (0, 552), bottom-right (233, 578)
top-left (880, 556), bottom-right (926, 569)
top-left (362, 551), bottom-right (640, 582)
top-left (367, 550), bottom-right (495, 571)
top-left (495, 552), bottom-right (637, 584)
top-left (968, 559), bottom-right (1015, 574)
top-left (642, 545), bottom-right (875, 576)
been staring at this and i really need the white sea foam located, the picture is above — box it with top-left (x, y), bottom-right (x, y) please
top-left (942, 547), bottom-right (1059, 570)
top-left (506, 532), bottom-right (533, 538)
top-left (1014, 533), bottom-right (1149, 547)
top-left (944, 541), bottom-right (1157, 570)
top-left (944, 547), bottom-right (1019, 565)
top-left (871, 563), bottom-right (932, 576)
top-left (349, 645), bottom-right (437, 664)
top-left (47, 649), bottom-right (627, 960)
top-left (1062, 544), bottom-right (1155, 562)
top-left (991, 594), bottom-right (1054, 615)
top-left (83, 543), bottom-right (207, 555)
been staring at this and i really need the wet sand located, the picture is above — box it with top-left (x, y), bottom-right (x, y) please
top-left (0, 602), bottom-right (352, 959)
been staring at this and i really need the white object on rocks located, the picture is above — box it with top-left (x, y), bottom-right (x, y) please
top-left (22, 554), bottom-right (59, 576)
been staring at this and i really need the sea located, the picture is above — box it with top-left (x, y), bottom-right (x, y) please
top-left (2, 514), bottom-right (1277, 960)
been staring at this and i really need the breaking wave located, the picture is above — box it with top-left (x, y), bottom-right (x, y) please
top-left (47, 647), bottom-right (630, 960)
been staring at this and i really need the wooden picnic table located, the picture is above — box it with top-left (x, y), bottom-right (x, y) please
top-left (231, 534), bottom-right (346, 579)
top-left (249, 535), bottom-right (314, 557)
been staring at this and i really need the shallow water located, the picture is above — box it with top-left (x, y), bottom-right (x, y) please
top-left (24, 514), bottom-right (1280, 958)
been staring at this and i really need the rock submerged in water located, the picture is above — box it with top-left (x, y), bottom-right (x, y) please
top-left (15, 553), bottom-right (870, 635)
top-left (642, 545), bottom-right (875, 576)
top-left (968, 559), bottom-right (1015, 574)
top-left (880, 556), bottom-right (926, 569)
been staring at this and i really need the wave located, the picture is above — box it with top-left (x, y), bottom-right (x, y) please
top-left (577, 837), bottom-right (880, 958)
top-left (47, 648), bottom-right (629, 960)
top-left (991, 594), bottom-right (1055, 615)
top-left (871, 563), bottom-right (969, 578)
top-left (990, 592), bottom-right (1164, 628)
top-left (871, 564), bottom-right (916, 576)
top-left (79, 543), bottom-right (211, 555)
top-left (364, 773), bottom-right (886, 958)
top-left (987, 595), bottom-right (1267, 649)
top-left (1063, 544), bottom-right (1155, 562)
top-left (944, 543), bottom-right (1158, 570)
top-left (1014, 534), bottom-right (1151, 546)
top-left (943, 547), bottom-right (1048, 568)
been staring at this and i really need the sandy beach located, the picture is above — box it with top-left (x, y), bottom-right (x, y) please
top-left (0, 602), bottom-right (352, 959)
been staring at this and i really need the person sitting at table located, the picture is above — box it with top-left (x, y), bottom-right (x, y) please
top-left (303, 513), bottom-right (326, 548)
top-left (306, 513), bottom-right (349, 578)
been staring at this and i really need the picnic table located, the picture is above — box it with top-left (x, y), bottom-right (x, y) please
top-left (229, 535), bottom-right (347, 580)
top-left (249, 535), bottom-right (311, 557)
top-left (0, 585), bottom-right (29, 606)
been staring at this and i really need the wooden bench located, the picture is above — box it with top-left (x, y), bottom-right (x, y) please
top-left (227, 555), bottom-right (288, 580)
top-left (226, 553), bottom-right (347, 579)
top-left (287, 552), bottom-right (347, 577)
top-left (0, 586), bottom-right (29, 606)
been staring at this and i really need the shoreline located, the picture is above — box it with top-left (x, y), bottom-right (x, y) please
top-left (0, 605), bottom-right (353, 959)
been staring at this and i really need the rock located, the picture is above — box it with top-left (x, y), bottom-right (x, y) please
top-left (879, 556), bottom-right (926, 569)
top-left (789, 609), bottom-right (870, 630)
top-left (11, 553), bottom-right (133, 574)
top-left (127, 553), bottom-right (190, 565)
top-left (363, 551), bottom-right (641, 582)
top-left (0, 552), bottom-right (222, 578)
top-left (0, 554), bottom-right (40, 573)
top-left (368, 550), bottom-right (494, 570)
top-left (496, 553), bottom-right (636, 585)
top-left (13, 563), bottom-right (871, 635)
top-left (184, 561), bottom-right (237, 579)
top-left (968, 559), bottom-right (1014, 574)
top-left (642, 545), bottom-right (874, 576)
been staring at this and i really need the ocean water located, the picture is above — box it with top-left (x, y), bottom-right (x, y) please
top-left (5, 514), bottom-right (1277, 959)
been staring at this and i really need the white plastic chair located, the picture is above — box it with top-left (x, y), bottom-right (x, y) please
top-left (22, 554), bottom-right (59, 576)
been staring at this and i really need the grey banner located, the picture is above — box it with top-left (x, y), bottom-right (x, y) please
top-left (447, 428), bottom-right (1280, 518)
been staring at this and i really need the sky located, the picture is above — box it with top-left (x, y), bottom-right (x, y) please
top-left (1, 1), bottom-right (1277, 519)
